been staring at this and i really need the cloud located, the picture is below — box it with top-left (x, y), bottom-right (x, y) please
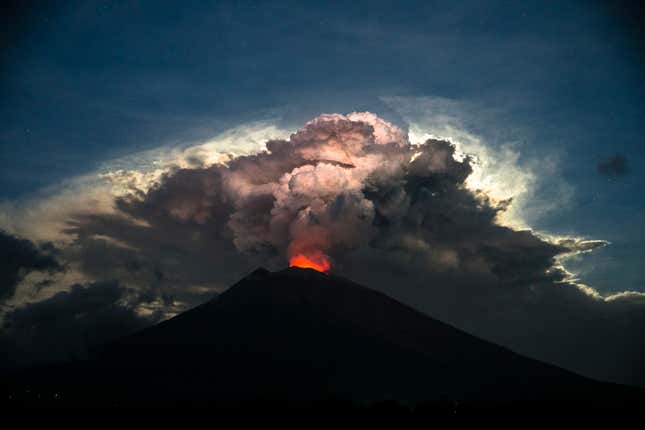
top-left (0, 120), bottom-right (290, 245)
top-left (1, 280), bottom-right (155, 371)
top-left (598, 154), bottom-right (629, 177)
top-left (382, 96), bottom-right (583, 232)
top-left (0, 231), bottom-right (62, 301)
top-left (0, 111), bottom-right (643, 387)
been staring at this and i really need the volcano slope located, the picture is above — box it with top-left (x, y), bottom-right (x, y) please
top-left (4, 267), bottom-right (642, 409)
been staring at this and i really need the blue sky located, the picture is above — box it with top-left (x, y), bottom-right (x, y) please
top-left (1, 0), bottom-right (644, 294)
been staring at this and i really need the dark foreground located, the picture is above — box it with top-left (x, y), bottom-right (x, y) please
top-left (3, 388), bottom-right (644, 421)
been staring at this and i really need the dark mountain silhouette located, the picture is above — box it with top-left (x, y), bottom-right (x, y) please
top-left (3, 267), bottom-right (642, 409)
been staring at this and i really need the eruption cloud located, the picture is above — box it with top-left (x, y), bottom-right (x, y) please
top-left (112, 111), bottom-right (589, 274)
top-left (217, 112), bottom-right (412, 270)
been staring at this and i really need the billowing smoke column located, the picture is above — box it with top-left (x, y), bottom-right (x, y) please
top-left (113, 111), bottom-right (573, 281)
top-left (222, 112), bottom-right (421, 271)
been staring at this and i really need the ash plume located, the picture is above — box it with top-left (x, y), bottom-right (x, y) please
top-left (114, 112), bottom-right (499, 270)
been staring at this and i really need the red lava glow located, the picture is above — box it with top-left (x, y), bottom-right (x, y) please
top-left (289, 253), bottom-right (331, 273)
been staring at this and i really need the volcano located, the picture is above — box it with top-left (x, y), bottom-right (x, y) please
top-left (4, 267), bottom-right (641, 407)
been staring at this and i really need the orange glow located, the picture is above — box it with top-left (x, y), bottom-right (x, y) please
top-left (289, 253), bottom-right (331, 272)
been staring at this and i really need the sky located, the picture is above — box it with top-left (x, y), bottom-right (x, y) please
top-left (1, 1), bottom-right (644, 386)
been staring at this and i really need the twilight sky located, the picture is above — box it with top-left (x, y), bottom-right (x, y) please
top-left (1, 1), bottom-right (644, 386)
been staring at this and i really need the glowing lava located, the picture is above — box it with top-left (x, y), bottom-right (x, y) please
top-left (289, 253), bottom-right (331, 272)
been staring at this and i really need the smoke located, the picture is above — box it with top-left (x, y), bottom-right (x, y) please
top-left (72, 111), bottom-right (624, 292)
top-left (117, 112), bottom-right (584, 277)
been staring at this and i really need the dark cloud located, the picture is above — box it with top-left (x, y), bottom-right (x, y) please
top-left (7, 113), bottom-right (645, 386)
top-left (0, 230), bottom-right (62, 301)
top-left (1, 280), bottom-right (155, 372)
top-left (598, 154), bottom-right (629, 177)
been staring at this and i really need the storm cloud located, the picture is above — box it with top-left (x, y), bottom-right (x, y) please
top-left (1, 280), bottom-right (154, 371)
top-left (598, 154), bottom-right (629, 177)
top-left (0, 230), bottom-right (62, 301)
